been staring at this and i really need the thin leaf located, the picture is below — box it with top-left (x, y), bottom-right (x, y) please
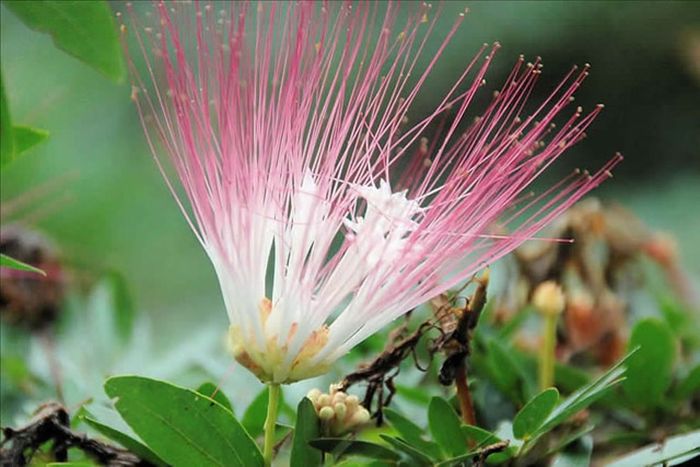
top-left (607, 430), bottom-right (700, 467)
top-left (290, 398), bottom-right (321, 467)
top-left (379, 434), bottom-right (434, 465)
top-left (195, 382), bottom-right (233, 414)
top-left (534, 349), bottom-right (637, 437)
top-left (513, 388), bottom-right (559, 440)
top-left (0, 253), bottom-right (46, 276)
top-left (1, 72), bottom-right (14, 167)
top-left (428, 397), bottom-right (468, 457)
top-left (13, 125), bottom-right (48, 155)
top-left (384, 408), bottom-right (441, 459)
top-left (309, 438), bottom-right (400, 462)
top-left (105, 375), bottom-right (263, 467)
top-left (4, 0), bottom-right (125, 82)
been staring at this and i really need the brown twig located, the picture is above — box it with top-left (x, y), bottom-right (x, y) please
top-left (0, 402), bottom-right (151, 466)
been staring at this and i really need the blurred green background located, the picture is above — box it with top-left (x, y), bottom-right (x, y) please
top-left (1, 0), bottom-right (699, 348)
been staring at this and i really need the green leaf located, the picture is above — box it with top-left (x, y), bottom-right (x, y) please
top-left (607, 430), bottom-right (700, 467)
top-left (535, 349), bottom-right (637, 437)
top-left (104, 376), bottom-right (263, 467)
top-left (461, 425), bottom-right (500, 447)
top-left (82, 415), bottom-right (167, 466)
top-left (290, 398), bottom-right (321, 467)
top-left (551, 435), bottom-right (593, 467)
top-left (4, 0), bottom-right (125, 82)
top-left (428, 397), bottom-right (468, 457)
top-left (1, 73), bottom-right (15, 167)
top-left (384, 408), bottom-right (441, 459)
top-left (513, 388), bottom-right (559, 440)
top-left (102, 271), bottom-right (136, 342)
top-left (379, 434), bottom-right (434, 465)
top-left (622, 319), bottom-right (675, 409)
top-left (0, 253), bottom-right (46, 275)
top-left (243, 386), bottom-right (270, 439)
top-left (195, 382), bottom-right (233, 414)
top-left (13, 125), bottom-right (48, 155)
top-left (674, 364), bottom-right (700, 401)
top-left (309, 438), bottom-right (400, 462)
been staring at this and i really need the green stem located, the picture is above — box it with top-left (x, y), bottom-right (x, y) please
top-left (263, 383), bottom-right (281, 467)
top-left (539, 313), bottom-right (558, 390)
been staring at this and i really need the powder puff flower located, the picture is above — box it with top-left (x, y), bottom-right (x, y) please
top-left (122, 1), bottom-right (620, 384)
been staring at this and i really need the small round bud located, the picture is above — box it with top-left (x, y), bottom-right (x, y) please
top-left (350, 407), bottom-right (371, 426)
top-left (319, 406), bottom-right (335, 421)
top-left (317, 394), bottom-right (331, 407)
top-left (532, 281), bottom-right (565, 317)
top-left (332, 391), bottom-right (347, 404)
top-left (334, 402), bottom-right (347, 420)
top-left (306, 388), bottom-right (321, 403)
top-left (345, 395), bottom-right (359, 409)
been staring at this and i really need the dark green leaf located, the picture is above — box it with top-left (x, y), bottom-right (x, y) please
top-left (607, 430), bottom-right (700, 467)
top-left (0, 253), bottom-right (46, 275)
top-left (13, 125), bottom-right (48, 155)
top-left (83, 415), bottom-right (167, 466)
top-left (195, 382), bottom-right (233, 414)
top-left (104, 375), bottom-right (263, 467)
top-left (290, 398), bottom-right (321, 467)
top-left (384, 408), bottom-right (441, 459)
top-left (622, 319), bottom-right (675, 409)
top-left (535, 349), bottom-right (637, 437)
top-left (513, 388), bottom-right (559, 440)
top-left (309, 438), bottom-right (400, 462)
top-left (379, 434), bottom-right (434, 465)
top-left (4, 0), bottom-right (125, 82)
top-left (428, 397), bottom-right (468, 457)
top-left (1, 72), bottom-right (14, 168)
top-left (243, 386), bottom-right (270, 439)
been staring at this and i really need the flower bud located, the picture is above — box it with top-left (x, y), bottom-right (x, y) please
top-left (532, 281), bottom-right (565, 317)
top-left (319, 406), bottom-right (335, 421)
top-left (334, 402), bottom-right (347, 420)
top-left (306, 388), bottom-right (321, 404)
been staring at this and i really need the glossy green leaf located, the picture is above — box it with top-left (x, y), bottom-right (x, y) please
top-left (622, 319), bottom-right (675, 409)
top-left (513, 388), bottom-right (559, 440)
top-left (461, 425), bottom-right (500, 447)
top-left (309, 438), bottom-right (400, 462)
top-left (13, 125), bottom-right (48, 155)
top-left (0, 72), bottom-right (14, 168)
top-left (0, 253), bottom-right (46, 276)
top-left (607, 430), bottom-right (700, 467)
top-left (195, 382), bottom-right (233, 414)
top-left (535, 349), bottom-right (637, 437)
top-left (384, 408), bottom-right (441, 459)
top-left (428, 397), bottom-right (468, 457)
top-left (105, 376), bottom-right (263, 467)
top-left (290, 398), bottom-right (321, 467)
top-left (379, 434), bottom-right (434, 465)
top-left (4, 0), bottom-right (125, 82)
top-left (82, 414), bottom-right (167, 466)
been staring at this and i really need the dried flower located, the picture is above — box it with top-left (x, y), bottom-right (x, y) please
top-left (123, 1), bottom-right (619, 383)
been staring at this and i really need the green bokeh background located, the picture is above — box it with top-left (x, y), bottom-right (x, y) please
top-left (1, 0), bottom-right (699, 345)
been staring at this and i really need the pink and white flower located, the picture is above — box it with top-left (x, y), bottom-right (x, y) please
top-left (123, 1), bottom-right (620, 383)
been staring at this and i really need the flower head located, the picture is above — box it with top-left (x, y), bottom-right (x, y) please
top-left (122, 1), bottom-right (620, 383)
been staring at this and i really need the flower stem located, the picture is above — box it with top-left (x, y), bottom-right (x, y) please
top-left (263, 383), bottom-right (281, 467)
top-left (539, 313), bottom-right (558, 390)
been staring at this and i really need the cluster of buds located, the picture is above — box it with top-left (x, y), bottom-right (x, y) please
top-left (306, 386), bottom-right (370, 436)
